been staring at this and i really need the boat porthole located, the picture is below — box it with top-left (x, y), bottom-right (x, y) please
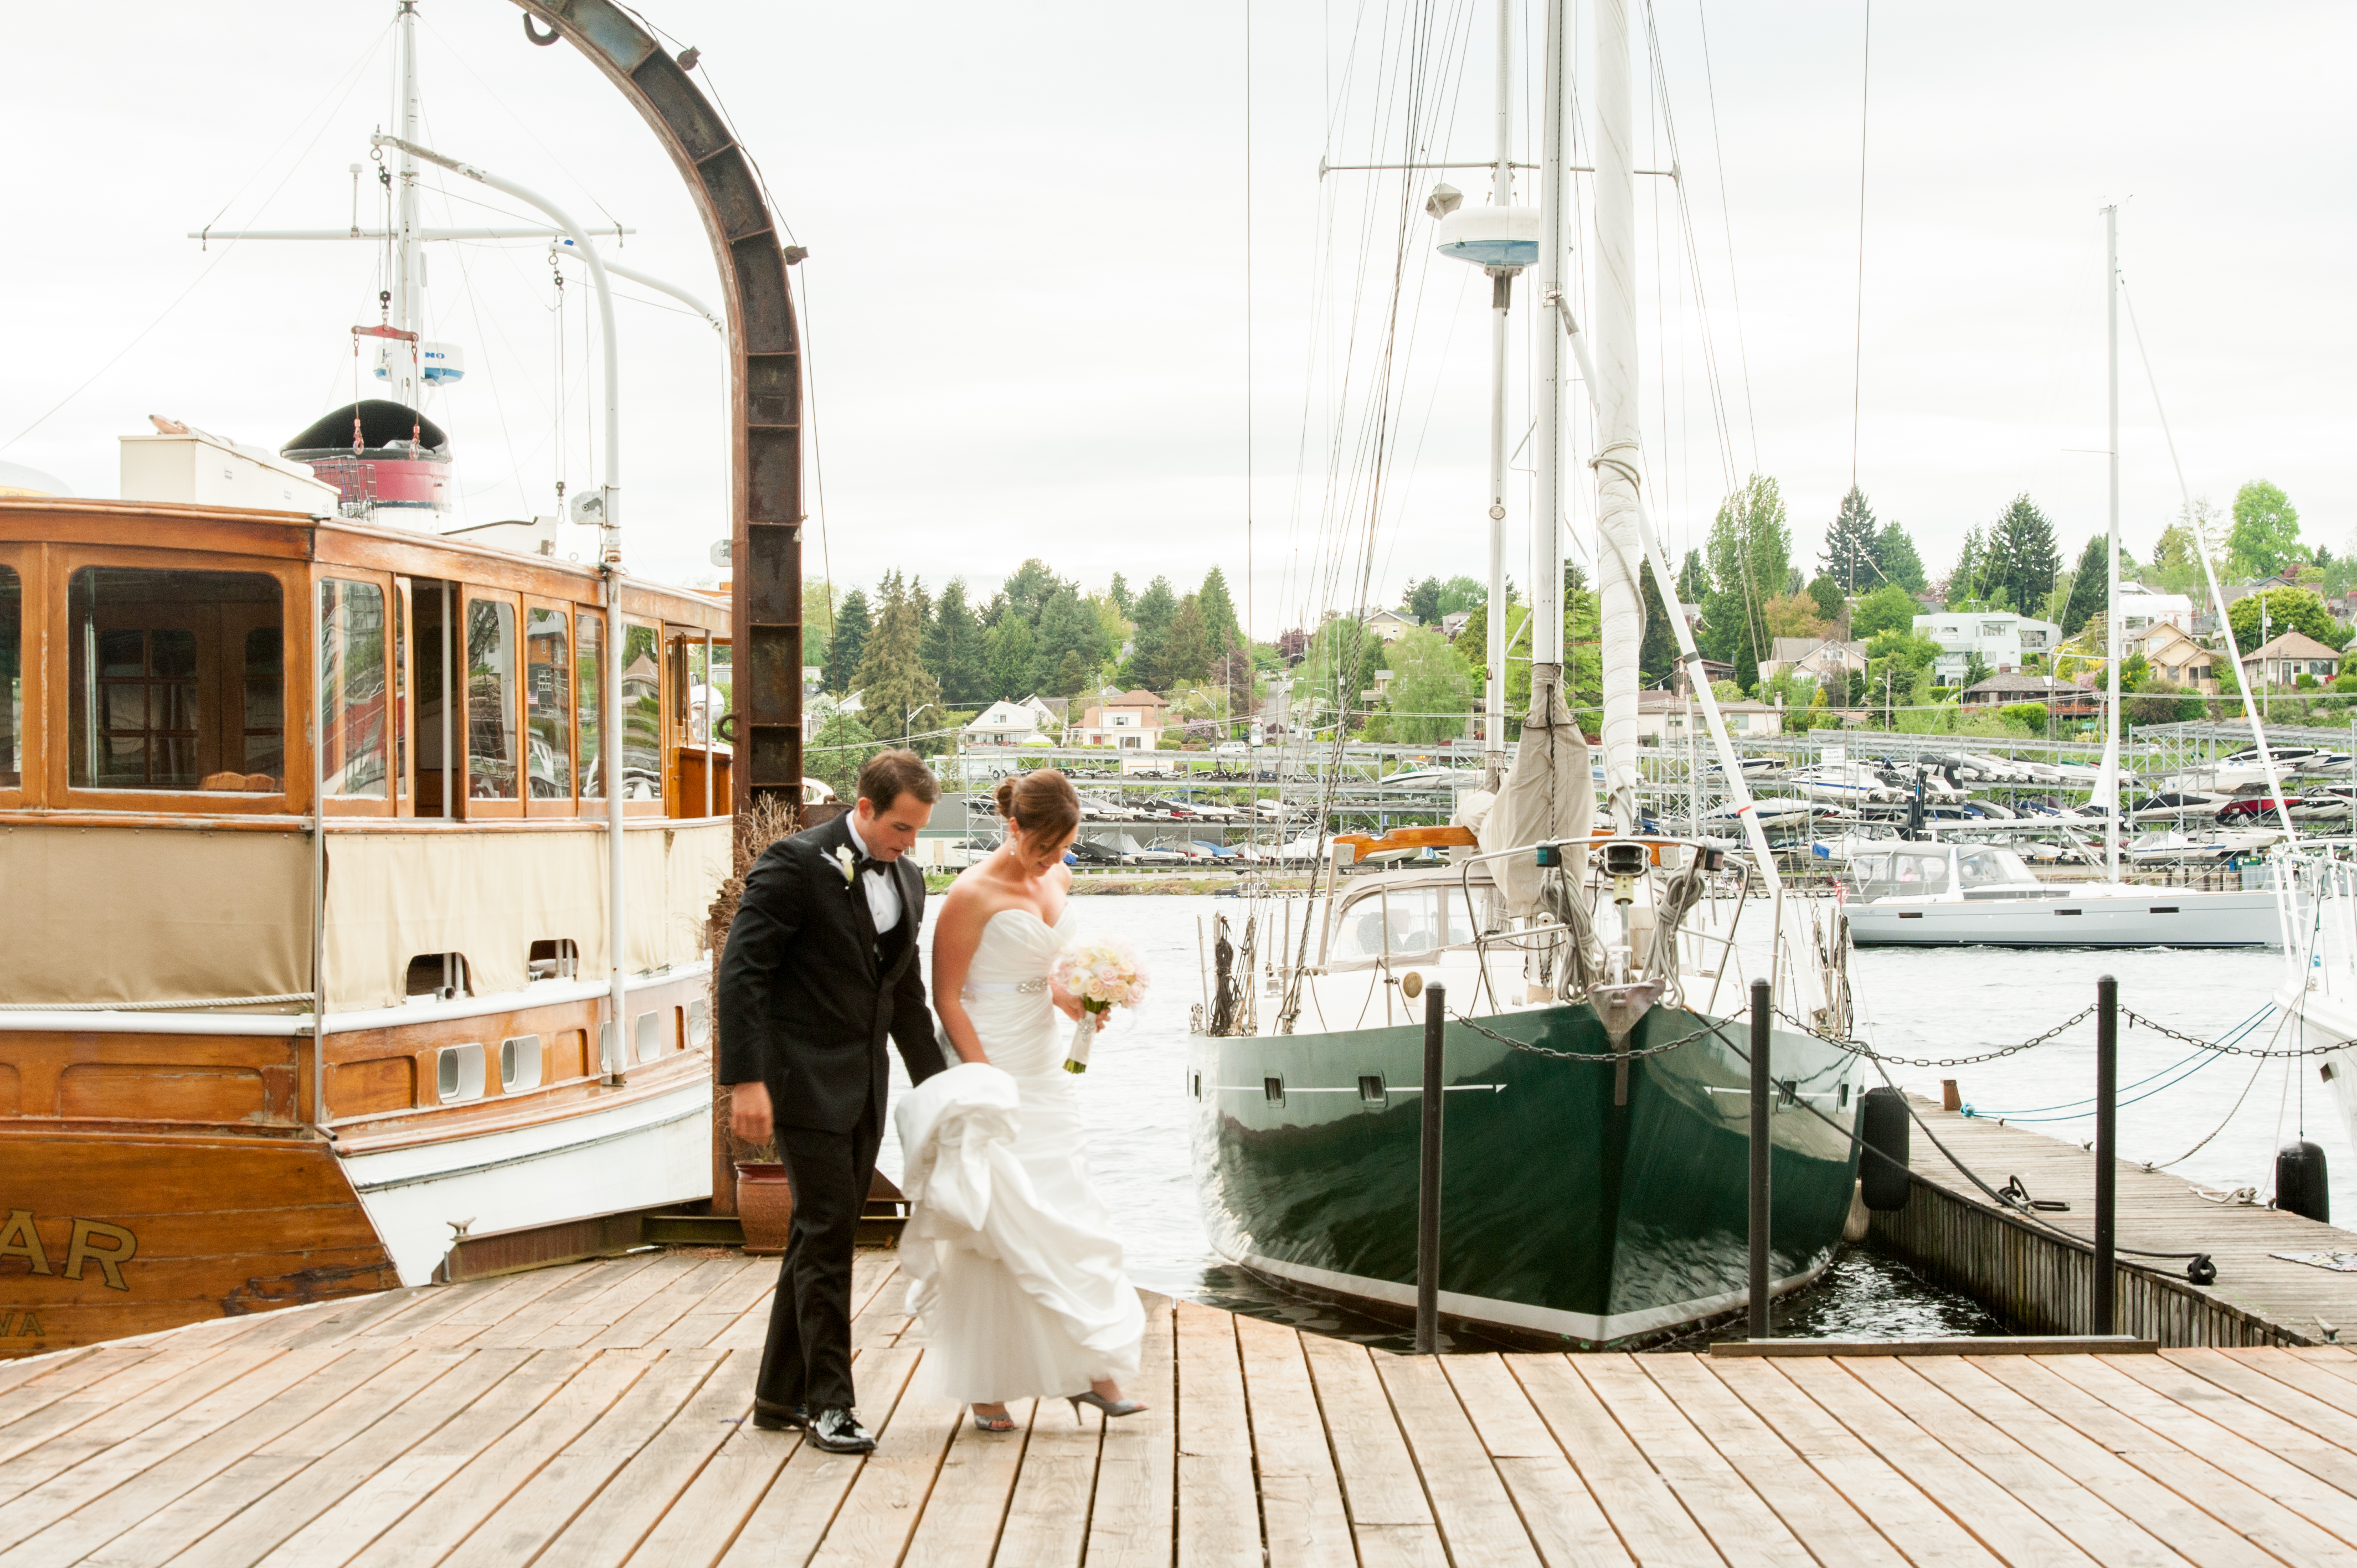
top-left (1191, 1072), bottom-right (1202, 1100)
top-left (1358, 1075), bottom-right (1386, 1106)
top-left (1264, 1076), bottom-right (1284, 1106)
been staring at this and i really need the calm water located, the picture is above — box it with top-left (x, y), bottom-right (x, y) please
top-left (877, 894), bottom-right (2353, 1344)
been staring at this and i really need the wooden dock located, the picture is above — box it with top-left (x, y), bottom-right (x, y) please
top-left (17, 1251), bottom-right (2357, 1562)
top-left (1877, 1096), bottom-right (2357, 1346)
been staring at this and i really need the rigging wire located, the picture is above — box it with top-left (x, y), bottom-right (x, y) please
top-left (1691, 0), bottom-right (1757, 472)
top-left (1848, 0), bottom-right (1872, 494)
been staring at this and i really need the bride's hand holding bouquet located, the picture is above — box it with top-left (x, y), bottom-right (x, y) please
top-left (1050, 938), bottom-right (1149, 1074)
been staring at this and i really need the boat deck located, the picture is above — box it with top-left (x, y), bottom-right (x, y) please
top-left (16, 1250), bottom-right (2357, 1562)
top-left (1899, 1095), bottom-right (2357, 1342)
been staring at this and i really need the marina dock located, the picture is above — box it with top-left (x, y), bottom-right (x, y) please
top-left (16, 1249), bottom-right (2357, 1563)
top-left (1877, 1095), bottom-right (2357, 1347)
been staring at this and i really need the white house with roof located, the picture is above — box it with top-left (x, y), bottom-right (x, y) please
top-left (1074, 689), bottom-right (1171, 750)
top-left (963, 697), bottom-right (1060, 746)
top-left (1634, 691), bottom-right (1782, 741)
top-left (2241, 632), bottom-right (2343, 688)
top-left (1913, 610), bottom-right (2061, 684)
top-left (2117, 584), bottom-right (2194, 636)
top-left (1362, 608), bottom-right (1418, 643)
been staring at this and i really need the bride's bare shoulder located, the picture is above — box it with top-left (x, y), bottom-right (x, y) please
top-left (940, 864), bottom-right (1017, 929)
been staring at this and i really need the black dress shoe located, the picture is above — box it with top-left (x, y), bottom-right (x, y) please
top-left (750, 1400), bottom-right (807, 1432)
top-left (806, 1406), bottom-right (876, 1453)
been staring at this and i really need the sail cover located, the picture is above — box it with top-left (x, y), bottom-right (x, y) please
top-left (1477, 689), bottom-right (1594, 919)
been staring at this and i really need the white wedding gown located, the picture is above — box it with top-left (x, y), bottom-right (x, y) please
top-left (895, 905), bottom-right (1144, 1404)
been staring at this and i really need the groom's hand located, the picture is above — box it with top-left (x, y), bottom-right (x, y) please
top-left (730, 1081), bottom-right (774, 1142)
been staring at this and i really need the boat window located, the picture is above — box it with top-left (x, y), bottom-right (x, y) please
top-left (525, 606), bottom-right (572, 800)
top-left (1, 567), bottom-right (19, 789)
top-left (404, 952), bottom-right (470, 998)
top-left (1960, 847), bottom-right (2035, 887)
top-left (68, 567), bottom-right (283, 792)
top-left (621, 622), bottom-right (662, 801)
top-left (527, 938), bottom-right (579, 980)
top-left (1330, 889), bottom-right (1443, 964)
top-left (1857, 850), bottom-right (1949, 899)
top-left (319, 580), bottom-right (388, 798)
top-left (466, 599), bottom-right (518, 799)
top-left (577, 611), bottom-right (604, 801)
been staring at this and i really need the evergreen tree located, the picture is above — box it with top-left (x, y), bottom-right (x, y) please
top-left (824, 588), bottom-right (871, 695)
top-left (1124, 576), bottom-right (1179, 689)
top-left (925, 578), bottom-right (990, 706)
top-left (1050, 649), bottom-right (1090, 698)
top-left (802, 580), bottom-right (838, 667)
top-left (1403, 576), bottom-right (1444, 625)
top-left (1874, 520), bottom-right (1928, 594)
top-left (1805, 574), bottom-right (1846, 624)
top-left (1196, 566), bottom-right (1244, 651)
top-left (2058, 534), bottom-right (2109, 637)
top-left (986, 617), bottom-right (1038, 700)
top-left (1165, 597), bottom-right (1214, 685)
top-left (853, 572), bottom-right (945, 751)
top-left (999, 559), bottom-right (1064, 626)
top-left (1982, 494), bottom-right (2062, 617)
top-left (1035, 587), bottom-right (1109, 685)
top-left (1676, 548), bottom-right (1710, 606)
top-left (1107, 573), bottom-right (1134, 617)
top-left (1823, 486), bottom-right (1879, 593)
top-left (806, 709), bottom-right (879, 798)
top-left (1638, 560), bottom-right (1677, 688)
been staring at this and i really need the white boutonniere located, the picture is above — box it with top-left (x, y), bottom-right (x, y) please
top-left (831, 846), bottom-right (858, 886)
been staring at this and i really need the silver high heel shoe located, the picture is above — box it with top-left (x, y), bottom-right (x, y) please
top-left (1069, 1389), bottom-right (1146, 1419)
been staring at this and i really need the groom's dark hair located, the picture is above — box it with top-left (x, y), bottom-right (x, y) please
top-left (857, 749), bottom-right (940, 811)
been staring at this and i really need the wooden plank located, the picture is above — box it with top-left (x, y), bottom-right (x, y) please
top-left (1901, 1356), bottom-right (2281, 1568)
top-left (620, 1374), bottom-right (821, 1567)
top-left (1175, 1298), bottom-right (1262, 1566)
top-left (992, 1389), bottom-right (1103, 1568)
top-left (1774, 1357), bottom-right (2114, 1566)
top-left (1299, 1332), bottom-right (1430, 1529)
top-left (585, 1258), bottom-right (749, 1352)
top-left (0, 1344), bottom-right (418, 1568)
top-left (0, 1337), bottom-right (304, 1497)
top-left (2054, 1352), bottom-right (2357, 1543)
top-left (154, 1348), bottom-right (541, 1568)
top-left (1375, 1349), bottom-right (1543, 1567)
top-left (804, 1372), bottom-right (967, 1568)
top-left (333, 1351), bottom-right (652, 1568)
top-left (438, 1348), bottom-right (725, 1568)
top-left (1584, 1348), bottom-right (1819, 1565)
top-left (900, 1397), bottom-right (1036, 1568)
top-left (1507, 1353), bottom-right (1723, 1567)
top-left (2193, 1344), bottom-right (2357, 1432)
top-left (0, 1345), bottom-right (172, 1439)
top-left (647, 1260), bottom-right (777, 1350)
top-left (251, 1348), bottom-right (602, 1567)
top-left (1706, 1356), bottom-right (2002, 1565)
top-left (462, 1255), bottom-right (670, 1349)
top-left (1628, 1353), bottom-right (1892, 1568)
top-left (535, 1348), bottom-right (759, 1568)
top-left (1084, 1293), bottom-right (1176, 1568)
top-left (523, 1254), bottom-right (705, 1349)
top-left (708, 1344), bottom-right (924, 1568)
top-left (1437, 1355), bottom-right (1640, 1567)
top-left (1236, 1313), bottom-right (1353, 1568)
top-left (1439, 1354), bottom-right (1569, 1457)
top-left (1838, 1356), bottom-right (2210, 1568)
top-left (1965, 1353), bottom-right (2357, 1568)
top-left (74, 1348), bottom-right (479, 1568)
top-left (0, 1346), bottom-right (109, 1403)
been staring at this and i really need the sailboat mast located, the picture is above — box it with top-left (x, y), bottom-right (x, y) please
top-left (1530, 0), bottom-right (1566, 716)
top-left (1484, 0), bottom-right (1512, 788)
top-left (1592, 0), bottom-right (1641, 833)
top-left (392, 1), bottom-right (424, 410)
top-left (2104, 203), bottom-right (2122, 881)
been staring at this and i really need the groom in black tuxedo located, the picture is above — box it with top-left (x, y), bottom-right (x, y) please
top-left (718, 750), bottom-right (949, 1453)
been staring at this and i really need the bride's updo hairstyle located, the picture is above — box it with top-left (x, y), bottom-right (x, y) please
top-left (994, 768), bottom-right (1081, 843)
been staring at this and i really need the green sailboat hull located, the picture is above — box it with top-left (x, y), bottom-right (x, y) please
top-left (1186, 1000), bottom-right (1863, 1347)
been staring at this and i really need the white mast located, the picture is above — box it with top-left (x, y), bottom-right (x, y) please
top-left (1483, 0), bottom-right (1513, 790)
top-left (2104, 203), bottom-right (2121, 881)
top-left (1530, 0), bottom-right (1566, 713)
top-left (1592, 0), bottom-right (1640, 834)
top-left (389, 1), bottom-right (424, 410)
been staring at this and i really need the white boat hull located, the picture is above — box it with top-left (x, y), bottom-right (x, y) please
top-left (1849, 886), bottom-right (2281, 948)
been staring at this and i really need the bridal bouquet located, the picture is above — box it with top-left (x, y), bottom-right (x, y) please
top-left (1050, 937), bottom-right (1150, 1074)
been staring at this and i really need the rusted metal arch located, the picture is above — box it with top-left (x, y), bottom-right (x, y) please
top-left (508, 0), bottom-right (801, 818)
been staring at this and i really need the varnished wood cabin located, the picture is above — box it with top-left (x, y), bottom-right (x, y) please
top-left (0, 495), bottom-right (734, 1356)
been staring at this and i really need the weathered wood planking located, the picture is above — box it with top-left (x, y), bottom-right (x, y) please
top-left (16, 1252), bottom-right (2357, 1563)
top-left (1877, 1094), bottom-right (2357, 1346)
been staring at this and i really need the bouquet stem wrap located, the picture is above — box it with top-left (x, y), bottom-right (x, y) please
top-left (1052, 937), bottom-right (1149, 1076)
top-left (1064, 1004), bottom-right (1109, 1074)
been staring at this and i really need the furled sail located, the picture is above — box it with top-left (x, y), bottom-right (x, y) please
top-left (1478, 683), bottom-right (1594, 919)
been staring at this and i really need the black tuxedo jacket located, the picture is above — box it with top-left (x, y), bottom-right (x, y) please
top-left (717, 813), bottom-right (948, 1133)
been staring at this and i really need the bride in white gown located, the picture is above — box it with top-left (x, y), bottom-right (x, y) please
top-left (898, 768), bottom-right (1146, 1431)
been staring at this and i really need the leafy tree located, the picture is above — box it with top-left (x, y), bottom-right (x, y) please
top-left (1849, 582), bottom-right (1920, 639)
top-left (806, 709), bottom-right (879, 798)
top-left (1433, 575), bottom-right (1488, 616)
top-left (1980, 494), bottom-right (2062, 617)
top-left (802, 580), bottom-right (838, 666)
top-left (824, 588), bottom-right (871, 695)
top-left (986, 616), bottom-right (1038, 699)
top-left (1403, 576), bottom-right (1445, 626)
top-left (2126, 682), bottom-right (2206, 726)
top-left (1805, 574), bottom-right (1846, 625)
top-left (1762, 592), bottom-right (1826, 641)
top-left (925, 577), bottom-right (990, 706)
top-left (1676, 549), bottom-right (1710, 607)
top-left (1380, 627), bottom-right (1476, 743)
top-left (2058, 534), bottom-right (2109, 637)
top-left (1944, 526), bottom-right (1987, 607)
top-left (1700, 474), bottom-right (1792, 674)
top-left (1275, 627), bottom-right (1310, 664)
top-left (1638, 560), bottom-right (1677, 689)
top-left (2228, 586), bottom-right (2345, 652)
top-left (1822, 486), bottom-right (1879, 594)
top-left (1995, 702), bottom-right (2050, 737)
top-left (1961, 652), bottom-right (1991, 690)
top-left (853, 571), bottom-right (945, 751)
top-left (1165, 597), bottom-right (1214, 685)
top-left (1874, 520), bottom-right (1928, 594)
top-left (2229, 479), bottom-right (2303, 580)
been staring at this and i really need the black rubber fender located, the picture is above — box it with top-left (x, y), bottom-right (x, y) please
top-left (1860, 1085), bottom-right (1912, 1211)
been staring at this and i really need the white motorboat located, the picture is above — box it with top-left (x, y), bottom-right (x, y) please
top-left (1844, 843), bottom-right (2280, 948)
top-left (1785, 762), bottom-right (1898, 804)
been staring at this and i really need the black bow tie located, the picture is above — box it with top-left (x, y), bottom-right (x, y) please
top-left (853, 852), bottom-right (883, 877)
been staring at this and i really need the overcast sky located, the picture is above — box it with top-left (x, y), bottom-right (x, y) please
top-left (2, 2), bottom-right (2349, 637)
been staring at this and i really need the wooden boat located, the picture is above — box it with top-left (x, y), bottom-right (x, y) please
top-left (0, 490), bottom-right (732, 1356)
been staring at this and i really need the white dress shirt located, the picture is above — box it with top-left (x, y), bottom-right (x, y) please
top-left (842, 813), bottom-right (904, 932)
